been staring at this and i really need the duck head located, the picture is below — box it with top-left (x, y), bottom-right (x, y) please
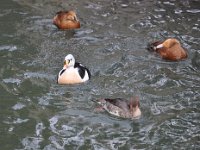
top-left (63, 54), bottom-right (75, 69)
top-left (129, 97), bottom-right (141, 118)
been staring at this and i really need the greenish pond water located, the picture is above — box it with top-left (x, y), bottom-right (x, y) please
top-left (0, 0), bottom-right (200, 149)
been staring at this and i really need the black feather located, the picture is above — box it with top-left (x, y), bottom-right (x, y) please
top-left (74, 62), bottom-right (91, 79)
top-left (85, 67), bottom-right (91, 79)
top-left (56, 11), bottom-right (69, 14)
top-left (57, 69), bottom-right (65, 83)
top-left (59, 69), bottom-right (66, 76)
top-left (56, 11), bottom-right (63, 14)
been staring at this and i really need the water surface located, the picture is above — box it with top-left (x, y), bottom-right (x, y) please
top-left (0, 0), bottom-right (200, 149)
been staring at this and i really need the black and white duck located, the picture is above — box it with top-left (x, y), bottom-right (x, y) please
top-left (57, 54), bottom-right (91, 84)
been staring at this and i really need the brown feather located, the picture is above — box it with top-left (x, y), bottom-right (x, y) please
top-left (53, 10), bottom-right (80, 30)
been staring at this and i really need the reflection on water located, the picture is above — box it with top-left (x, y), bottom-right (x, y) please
top-left (0, 0), bottom-right (200, 149)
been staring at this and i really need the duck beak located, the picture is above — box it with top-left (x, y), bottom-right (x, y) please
top-left (74, 16), bottom-right (78, 21)
top-left (63, 60), bottom-right (69, 69)
top-left (156, 44), bottom-right (163, 49)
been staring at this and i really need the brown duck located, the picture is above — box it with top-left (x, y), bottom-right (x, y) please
top-left (95, 97), bottom-right (141, 119)
top-left (53, 10), bottom-right (80, 30)
top-left (148, 38), bottom-right (187, 61)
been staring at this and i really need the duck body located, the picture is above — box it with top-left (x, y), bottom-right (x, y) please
top-left (57, 54), bottom-right (91, 84)
top-left (53, 10), bottom-right (80, 30)
top-left (96, 97), bottom-right (141, 119)
top-left (148, 38), bottom-right (187, 61)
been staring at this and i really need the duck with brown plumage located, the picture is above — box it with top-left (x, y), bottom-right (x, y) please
top-left (147, 38), bottom-right (187, 61)
top-left (95, 97), bottom-right (141, 119)
top-left (53, 10), bottom-right (80, 30)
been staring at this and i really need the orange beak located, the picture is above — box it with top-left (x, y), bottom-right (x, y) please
top-left (63, 60), bottom-right (69, 69)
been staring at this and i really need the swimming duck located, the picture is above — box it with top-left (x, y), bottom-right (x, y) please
top-left (53, 10), bottom-right (80, 29)
top-left (57, 54), bottom-right (91, 84)
top-left (147, 38), bottom-right (187, 61)
top-left (96, 97), bottom-right (141, 119)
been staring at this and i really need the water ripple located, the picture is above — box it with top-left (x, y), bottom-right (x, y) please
top-left (0, 45), bottom-right (17, 51)
top-left (12, 103), bottom-right (25, 110)
top-left (186, 9), bottom-right (200, 13)
top-left (1, 0), bottom-right (200, 149)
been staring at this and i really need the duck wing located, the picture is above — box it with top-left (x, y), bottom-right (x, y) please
top-left (104, 98), bottom-right (130, 111)
top-left (74, 62), bottom-right (91, 79)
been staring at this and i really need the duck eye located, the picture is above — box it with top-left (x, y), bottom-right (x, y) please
top-left (68, 59), bottom-right (72, 63)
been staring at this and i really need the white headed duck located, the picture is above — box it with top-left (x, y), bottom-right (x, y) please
top-left (57, 54), bottom-right (91, 84)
